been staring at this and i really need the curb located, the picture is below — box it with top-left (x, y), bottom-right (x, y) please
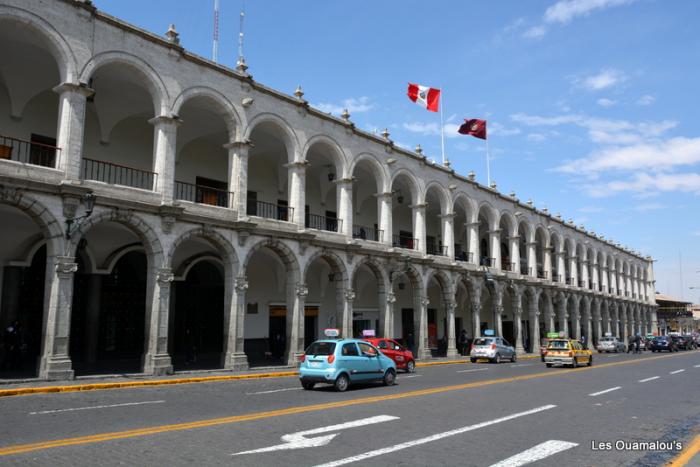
top-left (0, 354), bottom-right (541, 398)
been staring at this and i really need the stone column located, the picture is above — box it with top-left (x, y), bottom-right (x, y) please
top-left (571, 297), bottom-right (581, 340)
top-left (226, 140), bottom-right (251, 215)
top-left (528, 292), bottom-right (541, 353)
top-left (512, 290), bottom-right (525, 354)
top-left (621, 305), bottom-right (629, 343)
top-left (342, 288), bottom-right (355, 339)
top-left (467, 222), bottom-right (479, 264)
top-left (544, 247), bottom-right (553, 280)
top-left (569, 255), bottom-right (578, 286)
top-left (84, 274), bottom-right (101, 369)
top-left (489, 229), bottom-right (502, 269)
top-left (471, 301), bottom-right (482, 338)
top-left (593, 300), bottom-right (602, 347)
top-left (583, 299), bottom-right (593, 349)
top-left (376, 192), bottom-right (393, 246)
top-left (285, 283), bottom-right (308, 366)
top-left (143, 268), bottom-right (174, 375)
top-left (39, 256), bottom-right (77, 380)
top-left (581, 259), bottom-right (589, 288)
top-left (417, 296), bottom-right (431, 359)
top-left (508, 235), bottom-right (520, 273)
top-left (411, 204), bottom-right (427, 254)
top-left (440, 213), bottom-right (455, 259)
top-left (591, 260), bottom-right (599, 290)
top-left (546, 295), bottom-right (556, 333)
top-left (287, 161), bottom-right (307, 227)
top-left (446, 300), bottom-right (458, 358)
top-left (526, 241), bottom-right (537, 277)
top-left (601, 266), bottom-right (609, 293)
top-left (493, 284), bottom-right (504, 337)
top-left (556, 293), bottom-right (568, 336)
top-left (54, 83), bottom-right (93, 178)
top-left (651, 308), bottom-right (658, 335)
top-left (383, 291), bottom-right (396, 338)
top-left (223, 275), bottom-right (249, 370)
top-left (336, 179), bottom-right (353, 236)
top-left (554, 252), bottom-right (565, 283)
top-left (151, 116), bottom-right (181, 200)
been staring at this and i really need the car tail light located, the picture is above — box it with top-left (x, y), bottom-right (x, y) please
top-left (490, 344), bottom-right (496, 350)
top-left (543, 350), bottom-right (548, 356)
top-left (327, 355), bottom-right (335, 364)
top-left (299, 354), bottom-right (305, 362)
top-left (568, 351), bottom-right (573, 357)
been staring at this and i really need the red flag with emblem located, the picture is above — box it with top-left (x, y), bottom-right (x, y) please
top-left (458, 119), bottom-right (487, 139)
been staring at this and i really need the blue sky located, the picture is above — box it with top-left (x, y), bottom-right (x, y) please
top-left (95, 0), bottom-right (700, 301)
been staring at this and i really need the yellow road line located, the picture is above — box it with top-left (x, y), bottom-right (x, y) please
top-left (0, 352), bottom-right (683, 457)
top-left (668, 433), bottom-right (700, 467)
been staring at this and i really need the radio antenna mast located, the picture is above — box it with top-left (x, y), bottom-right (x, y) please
top-left (237, 0), bottom-right (248, 72)
top-left (212, 0), bottom-right (220, 62)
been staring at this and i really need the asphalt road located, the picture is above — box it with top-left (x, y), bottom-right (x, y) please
top-left (0, 350), bottom-right (699, 466)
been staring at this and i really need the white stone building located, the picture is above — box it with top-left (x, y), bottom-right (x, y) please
top-left (0, 0), bottom-right (658, 380)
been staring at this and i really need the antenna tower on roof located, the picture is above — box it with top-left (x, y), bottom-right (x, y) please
top-left (212, 0), bottom-right (220, 62)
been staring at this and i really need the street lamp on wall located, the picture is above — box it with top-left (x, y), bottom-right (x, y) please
top-left (65, 192), bottom-right (96, 239)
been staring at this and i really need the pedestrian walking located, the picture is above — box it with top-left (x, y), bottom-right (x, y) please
top-left (459, 329), bottom-right (469, 356)
top-left (634, 333), bottom-right (642, 354)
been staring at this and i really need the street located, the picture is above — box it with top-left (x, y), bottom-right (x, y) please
top-left (0, 351), bottom-right (698, 466)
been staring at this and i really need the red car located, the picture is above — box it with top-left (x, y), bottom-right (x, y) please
top-left (363, 338), bottom-right (416, 373)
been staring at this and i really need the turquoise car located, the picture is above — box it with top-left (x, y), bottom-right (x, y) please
top-left (299, 338), bottom-right (397, 392)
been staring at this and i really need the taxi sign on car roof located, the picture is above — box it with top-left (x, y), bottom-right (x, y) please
top-left (323, 328), bottom-right (341, 338)
top-left (484, 329), bottom-right (495, 336)
top-left (546, 332), bottom-right (559, 338)
top-left (361, 329), bottom-right (376, 337)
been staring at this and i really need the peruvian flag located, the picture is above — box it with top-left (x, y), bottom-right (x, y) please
top-left (458, 119), bottom-right (487, 139)
top-left (407, 83), bottom-right (440, 112)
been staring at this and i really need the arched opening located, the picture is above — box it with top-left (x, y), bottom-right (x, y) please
top-left (351, 262), bottom-right (383, 338)
top-left (0, 18), bottom-right (61, 168)
top-left (517, 221), bottom-right (530, 275)
top-left (498, 215), bottom-right (514, 271)
top-left (174, 96), bottom-right (233, 207)
top-left (551, 234), bottom-right (562, 283)
top-left (576, 243), bottom-right (586, 288)
top-left (425, 273), bottom-right (449, 356)
top-left (0, 206), bottom-right (47, 378)
top-left (455, 279), bottom-right (474, 355)
top-left (563, 239), bottom-right (574, 285)
top-left (392, 268), bottom-right (420, 352)
top-left (247, 121), bottom-right (292, 221)
top-left (82, 62), bottom-right (158, 190)
top-left (535, 227), bottom-right (547, 279)
top-left (425, 186), bottom-right (446, 256)
top-left (453, 197), bottom-right (472, 263)
top-left (304, 254), bottom-right (345, 345)
top-left (351, 159), bottom-right (382, 242)
top-left (479, 285), bottom-right (495, 334)
top-left (71, 245), bottom-right (147, 375)
top-left (501, 288), bottom-right (515, 345)
top-left (305, 142), bottom-right (342, 232)
top-left (390, 173), bottom-right (418, 250)
top-left (477, 206), bottom-right (495, 267)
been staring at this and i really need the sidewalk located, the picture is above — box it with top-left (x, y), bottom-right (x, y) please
top-left (0, 354), bottom-right (540, 398)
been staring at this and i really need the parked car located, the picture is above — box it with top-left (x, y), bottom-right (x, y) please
top-left (672, 335), bottom-right (694, 350)
top-left (363, 338), bottom-right (416, 373)
top-left (681, 335), bottom-right (697, 350)
top-left (299, 338), bottom-right (397, 392)
top-left (649, 336), bottom-right (677, 352)
top-left (597, 336), bottom-right (626, 353)
top-left (470, 337), bottom-right (516, 363)
top-left (539, 338), bottom-right (553, 362)
top-left (544, 339), bottom-right (593, 368)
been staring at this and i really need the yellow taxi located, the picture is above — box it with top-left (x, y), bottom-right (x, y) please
top-left (544, 339), bottom-right (592, 368)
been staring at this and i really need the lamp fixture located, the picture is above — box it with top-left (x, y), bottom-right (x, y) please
top-left (327, 172), bottom-right (335, 182)
top-left (65, 192), bottom-right (96, 239)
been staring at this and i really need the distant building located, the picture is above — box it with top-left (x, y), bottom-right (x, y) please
top-left (654, 293), bottom-right (695, 334)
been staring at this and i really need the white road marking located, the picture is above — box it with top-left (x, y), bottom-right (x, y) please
top-left (638, 376), bottom-right (660, 383)
top-left (488, 440), bottom-right (578, 467)
top-left (246, 387), bottom-right (302, 395)
top-left (670, 369), bottom-right (685, 375)
top-left (399, 375), bottom-right (422, 379)
top-left (29, 400), bottom-right (165, 415)
top-left (457, 368), bottom-right (490, 373)
top-left (589, 386), bottom-right (621, 397)
top-left (313, 405), bottom-right (557, 467)
top-left (511, 363), bottom-right (533, 367)
top-left (694, 364), bottom-right (700, 368)
top-left (606, 354), bottom-right (621, 357)
top-left (232, 415), bottom-right (399, 455)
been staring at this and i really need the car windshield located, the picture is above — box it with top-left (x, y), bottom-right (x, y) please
top-left (473, 338), bottom-right (493, 346)
top-left (305, 342), bottom-right (336, 356)
top-left (547, 340), bottom-right (570, 349)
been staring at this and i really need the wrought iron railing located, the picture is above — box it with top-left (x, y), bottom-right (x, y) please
top-left (455, 251), bottom-right (473, 263)
top-left (82, 157), bottom-right (157, 191)
top-left (174, 181), bottom-right (232, 208)
top-left (480, 257), bottom-right (496, 268)
top-left (0, 134), bottom-right (59, 168)
top-left (427, 244), bottom-right (448, 257)
top-left (392, 234), bottom-right (418, 250)
top-left (352, 225), bottom-right (383, 242)
top-left (248, 200), bottom-right (293, 222)
top-left (537, 269), bottom-right (548, 280)
top-left (307, 213), bottom-right (341, 233)
top-left (501, 261), bottom-right (515, 272)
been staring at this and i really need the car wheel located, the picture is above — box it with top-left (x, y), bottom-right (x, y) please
top-left (598, 350), bottom-right (602, 354)
top-left (546, 363), bottom-right (553, 368)
top-left (301, 381), bottom-right (315, 390)
top-left (571, 358), bottom-right (578, 368)
top-left (494, 353), bottom-right (501, 364)
top-left (334, 373), bottom-right (349, 392)
top-left (588, 356), bottom-right (593, 367)
top-left (406, 360), bottom-right (416, 373)
top-left (383, 369), bottom-right (396, 386)
top-left (511, 353), bottom-right (517, 363)
top-left (470, 358), bottom-right (477, 363)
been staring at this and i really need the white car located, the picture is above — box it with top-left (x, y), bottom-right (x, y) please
top-left (470, 337), bottom-right (516, 363)
top-left (597, 336), bottom-right (626, 353)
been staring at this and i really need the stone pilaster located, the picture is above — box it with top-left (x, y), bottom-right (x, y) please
top-left (54, 83), bottom-right (93, 179)
top-left (342, 288), bottom-right (355, 339)
top-left (411, 204), bottom-right (427, 254)
top-left (336, 179), bottom-right (353, 237)
top-left (376, 192), bottom-right (393, 246)
top-left (383, 291), bottom-right (396, 338)
top-left (446, 301), bottom-right (458, 358)
top-left (151, 115), bottom-right (181, 200)
top-left (285, 282), bottom-right (308, 366)
top-left (225, 140), bottom-right (251, 216)
top-left (417, 296), bottom-right (431, 359)
top-left (440, 213), bottom-right (456, 259)
top-left (223, 275), bottom-right (249, 370)
top-left (143, 268), bottom-right (174, 375)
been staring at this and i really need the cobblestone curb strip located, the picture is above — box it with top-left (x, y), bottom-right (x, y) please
top-left (0, 354), bottom-right (540, 398)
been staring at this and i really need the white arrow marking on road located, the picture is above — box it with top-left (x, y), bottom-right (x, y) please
top-left (231, 415), bottom-right (399, 455)
top-left (670, 369), bottom-right (685, 374)
top-left (313, 405), bottom-right (557, 467)
top-left (638, 376), bottom-right (660, 383)
top-left (457, 368), bottom-right (490, 373)
top-left (589, 386), bottom-right (621, 396)
top-left (29, 400), bottom-right (165, 415)
top-left (488, 440), bottom-right (578, 467)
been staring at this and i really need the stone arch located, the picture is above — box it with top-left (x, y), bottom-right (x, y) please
top-left (241, 237), bottom-right (301, 279)
top-left (498, 210), bottom-right (517, 237)
top-left (423, 181), bottom-right (451, 215)
top-left (349, 152), bottom-right (389, 193)
top-left (171, 86), bottom-right (242, 140)
top-left (390, 168), bottom-right (422, 205)
top-left (167, 227), bottom-right (240, 278)
top-left (80, 51), bottom-right (170, 115)
top-left (102, 244), bottom-right (145, 273)
top-left (0, 189), bottom-right (64, 257)
top-left (477, 201), bottom-right (499, 231)
top-left (176, 254), bottom-right (224, 280)
top-left (425, 268), bottom-right (454, 296)
top-left (302, 248), bottom-right (349, 284)
top-left (517, 219), bottom-right (535, 243)
top-left (301, 134), bottom-right (349, 179)
top-left (452, 192), bottom-right (477, 221)
top-left (243, 112), bottom-right (300, 163)
top-left (351, 256), bottom-right (389, 289)
top-left (534, 224), bottom-right (550, 246)
top-left (0, 5), bottom-right (78, 83)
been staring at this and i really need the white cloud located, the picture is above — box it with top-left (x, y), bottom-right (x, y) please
top-left (402, 122), bottom-right (440, 136)
top-left (544, 0), bottom-right (639, 24)
top-left (527, 133), bottom-right (547, 142)
top-left (693, 230), bottom-right (700, 236)
top-left (574, 68), bottom-right (628, 91)
top-left (403, 121), bottom-right (514, 139)
top-left (597, 98), bottom-right (617, 107)
top-left (490, 122), bottom-right (521, 136)
top-left (315, 96), bottom-right (373, 115)
top-left (633, 202), bottom-right (665, 211)
top-left (637, 94), bottom-right (655, 106)
top-left (578, 206), bottom-right (604, 213)
top-left (522, 26), bottom-right (547, 39)
top-left (584, 172), bottom-right (700, 197)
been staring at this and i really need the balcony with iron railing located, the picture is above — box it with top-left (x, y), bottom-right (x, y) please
top-left (501, 261), bottom-right (515, 272)
top-left (0, 135), bottom-right (60, 169)
top-left (480, 257), bottom-right (497, 268)
top-left (427, 244), bottom-right (448, 257)
top-left (455, 251), bottom-right (473, 263)
top-left (306, 213), bottom-right (341, 233)
top-left (537, 269), bottom-right (548, 280)
top-left (174, 181), bottom-right (232, 208)
top-left (578, 280), bottom-right (587, 288)
top-left (248, 200), bottom-right (293, 222)
top-left (352, 225), bottom-right (383, 242)
top-left (82, 157), bottom-right (157, 191)
top-left (392, 234), bottom-right (418, 251)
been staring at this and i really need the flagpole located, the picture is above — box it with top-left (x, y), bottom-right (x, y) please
top-left (439, 91), bottom-right (446, 166)
top-left (485, 137), bottom-right (491, 186)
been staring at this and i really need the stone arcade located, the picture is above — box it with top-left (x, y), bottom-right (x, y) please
top-left (0, 0), bottom-right (658, 380)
